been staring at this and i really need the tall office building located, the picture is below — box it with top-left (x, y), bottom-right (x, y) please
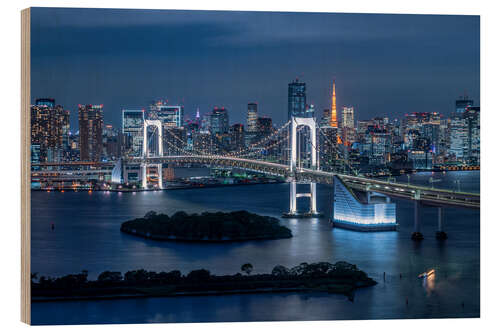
top-left (79, 104), bottom-right (103, 161)
top-left (150, 100), bottom-right (184, 128)
top-left (341, 106), bottom-right (355, 128)
top-left (463, 106), bottom-right (480, 164)
top-left (210, 107), bottom-right (229, 135)
top-left (31, 98), bottom-right (70, 162)
top-left (122, 109), bottom-right (145, 157)
top-left (450, 97), bottom-right (473, 161)
top-left (230, 124), bottom-right (245, 150)
top-left (257, 116), bottom-right (273, 136)
top-left (330, 80), bottom-right (338, 127)
top-left (320, 109), bottom-right (331, 127)
top-left (288, 78), bottom-right (307, 119)
top-left (340, 106), bottom-right (355, 146)
top-left (247, 103), bottom-right (258, 132)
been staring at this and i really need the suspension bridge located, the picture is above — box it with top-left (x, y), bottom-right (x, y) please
top-left (112, 116), bottom-right (479, 239)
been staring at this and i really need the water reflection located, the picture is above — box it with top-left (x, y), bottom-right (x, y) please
top-left (30, 171), bottom-right (480, 324)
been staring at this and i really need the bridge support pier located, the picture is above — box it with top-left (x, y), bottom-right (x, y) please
top-left (141, 163), bottom-right (147, 189)
top-left (283, 181), bottom-right (322, 218)
top-left (141, 163), bottom-right (163, 189)
top-left (436, 207), bottom-right (447, 240)
top-left (411, 201), bottom-right (424, 241)
top-left (289, 181), bottom-right (297, 214)
top-left (310, 182), bottom-right (317, 214)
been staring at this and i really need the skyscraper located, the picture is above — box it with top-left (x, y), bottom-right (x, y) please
top-left (150, 100), bottom-right (184, 128)
top-left (340, 106), bottom-right (355, 146)
top-left (288, 78), bottom-right (307, 119)
top-left (341, 106), bottom-right (354, 128)
top-left (31, 98), bottom-right (69, 162)
top-left (247, 103), bottom-right (258, 132)
top-left (210, 107), bottom-right (229, 135)
top-left (230, 123), bottom-right (245, 150)
top-left (450, 97), bottom-right (473, 161)
top-left (122, 109), bottom-right (145, 157)
top-left (257, 116), bottom-right (273, 136)
top-left (330, 80), bottom-right (338, 127)
top-left (79, 104), bottom-right (103, 161)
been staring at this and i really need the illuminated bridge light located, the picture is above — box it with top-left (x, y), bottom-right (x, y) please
top-left (332, 176), bottom-right (397, 232)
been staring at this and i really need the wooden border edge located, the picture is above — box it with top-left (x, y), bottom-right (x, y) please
top-left (21, 7), bottom-right (31, 325)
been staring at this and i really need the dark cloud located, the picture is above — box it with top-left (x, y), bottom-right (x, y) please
top-left (30, 7), bottom-right (480, 130)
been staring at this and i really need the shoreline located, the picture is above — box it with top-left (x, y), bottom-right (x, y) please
top-left (31, 284), bottom-right (368, 303)
top-left (31, 179), bottom-right (285, 193)
top-left (120, 226), bottom-right (292, 243)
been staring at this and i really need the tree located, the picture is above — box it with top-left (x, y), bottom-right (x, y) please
top-left (241, 263), bottom-right (253, 275)
top-left (144, 211), bottom-right (157, 219)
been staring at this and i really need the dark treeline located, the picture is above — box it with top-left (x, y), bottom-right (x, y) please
top-left (120, 210), bottom-right (292, 241)
top-left (32, 262), bottom-right (376, 300)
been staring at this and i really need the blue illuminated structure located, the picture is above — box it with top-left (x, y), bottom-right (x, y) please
top-left (332, 176), bottom-right (397, 231)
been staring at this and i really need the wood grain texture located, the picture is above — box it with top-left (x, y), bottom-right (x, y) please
top-left (21, 7), bottom-right (31, 325)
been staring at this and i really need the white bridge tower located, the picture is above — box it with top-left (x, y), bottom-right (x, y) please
top-left (285, 116), bottom-right (321, 217)
top-left (141, 119), bottom-right (163, 189)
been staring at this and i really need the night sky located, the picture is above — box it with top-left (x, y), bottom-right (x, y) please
top-left (30, 7), bottom-right (480, 131)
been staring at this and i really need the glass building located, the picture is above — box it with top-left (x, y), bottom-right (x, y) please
top-left (288, 78), bottom-right (307, 119)
top-left (122, 109), bottom-right (144, 157)
top-left (332, 176), bottom-right (397, 231)
top-left (78, 104), bottom-right (103, 162)
top-left (210, 107), bottom-right (229, 135)
top-left (247, 103), bottom-right (258, 132)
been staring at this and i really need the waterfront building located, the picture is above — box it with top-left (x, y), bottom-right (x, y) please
top-left (30, 98), bottom-right (70, 162)
top-left (332, 176), bottom-right (397, 231)
top-left (408, 150), bottom-right (433, 169)
top-left (78, 104), bottom-right (103, 162)
top-left (122, 109), bottom-right (145, 157)
top-left (247, 103), bottom-right (258, 132)
top-left (288, 78), bottom-right (307, 119)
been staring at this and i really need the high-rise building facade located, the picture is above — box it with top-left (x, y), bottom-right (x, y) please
top-left (150, 100), bottom-right (184, 128)
top-left (340, 106), bottom-right (355, 146)
top-left (79, 104), bottom-right (103, 161)
top-left (247, 103), bottom-right (258, 132)
top-left (31, 98), bottom-right (70, 162)
top-left (122, 109), bottom-right (145, 157)
top-left (230, 124), bottom-right (245, 150)
top-left (288, 79), bottom-right (307, 119)
top-left (256, 116), bottom-right (273, 137)
top-left (464, 106), bottom-right (480, 165)
top-left (341, 106), bottom-right (355, 128)
top-left (210, 107), bottom-right (229, 135)
top-left (450, 97), bottom-right (473, 161)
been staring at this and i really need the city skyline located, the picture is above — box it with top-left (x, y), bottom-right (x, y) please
top-left (31, 8), bottom-right (480, 131)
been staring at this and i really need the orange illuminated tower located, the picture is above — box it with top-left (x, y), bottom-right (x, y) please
top-left (330, 80), bottom-right (338, 128)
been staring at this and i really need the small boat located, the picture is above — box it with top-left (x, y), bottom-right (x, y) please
top-left (418, 269), bottom-right (435, 279)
